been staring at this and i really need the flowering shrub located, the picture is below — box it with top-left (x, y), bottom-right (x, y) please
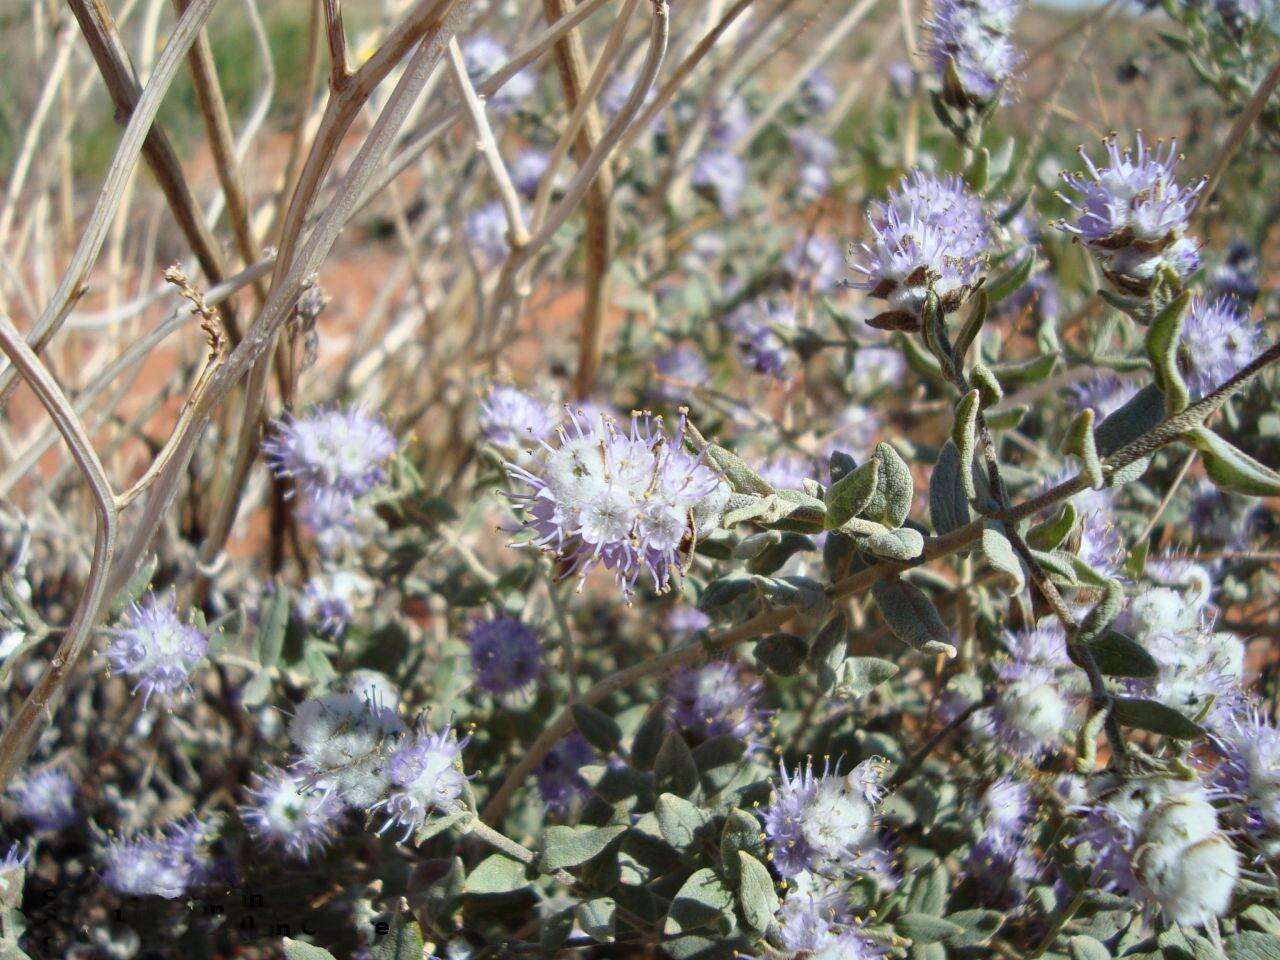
top-left (3, 0), bottom-right (1280, 958)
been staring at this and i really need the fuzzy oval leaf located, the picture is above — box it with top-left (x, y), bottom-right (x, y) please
top-left (872, 578), bottom-right (956, 657)
top-left (832, 657), bottom-right (900, 699)
top-left (929, 440), bottom-right (973, 535)
top-left (981, 522), bottom-right (1025, 594)
top-left (654, 730), bottom-right (700, 797)
top-left (721, 809), bottom-right (766, 885)
top-left (1082, 630), bottom-right (1158, 679)
top-left (656, 793), bottom-right (710, 851)
top-left (868, 442), bottom-right (914, 529)
top-left (755, 632), bottom-right (809, 676)
top-left (1111, 696), bottom-right (1204, 740)
top-left (824, 458), bottom-right (880, 529)
top-left (283, 943), bottom-right (339, 960)
top-left (1145, 290), bottom-right (1191, 412)
top-left (576, 898), bottom-right (616, 943)
top-left (737, 852), bottom-right (779, 933)
top-left (898, 913), bottom-right (964, 944)
top-left (1095, 384), bottom-right (1166, 457)
top-left (1188, 427), bottom-right (1280, 497)
top-left (572, 703), bottom-right (622, 754)
top-left (464, 854), bottom-right (529, 894)
top-left (665, 868), bottom-right (734, 936)
top-left (540, 824), bottom-right (629, 872)
top-left (953, 391), bottom-right (980, 500)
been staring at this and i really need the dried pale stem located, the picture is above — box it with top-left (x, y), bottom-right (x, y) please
top-left (0, 314), bottom-right (119, 791)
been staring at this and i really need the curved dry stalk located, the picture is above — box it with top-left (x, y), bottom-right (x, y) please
top-left (0, 0), bottom-right (223, 406)
top-left (0, 314), bottom-right (119, 791)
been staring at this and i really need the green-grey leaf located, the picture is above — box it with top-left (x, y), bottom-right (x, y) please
top-left (737, 852), bottom-right (779, 933)
top-left (1070, 935), bottom-right (1113, 960)
top-left (1065, 408), bottom-right (1104, 489)
top-left (1188, 426), bottom-right (1280, 497)
top-left (572, 703), bottom-right (622, 753)
top-left (1027, 502), bottom-right (1076, 551)
top-left (254, 589), bottom-right (290, 668)
top-left (283, 942), bottom-right (339, 960)
top-left (943, 909), bottom-right (1003, 948)
top-left (1224, 931), bottom-right (1280, 960)
top-left (371, 899), bottom-right (426, 960)
top-left (1095, 384), bottom-right (1166, 457)
top-left (541, 824), bottom-right (629, 872)
top-left (721, 809), bottom-right (766, 885)
top-left (577, 898), bottom-right (617, 943)
top-left (464, 854), bottom-right (529, 894)
top-left (953, 390), bottom-right (980, 500)
top-left (872, 578), bottom-right (957, 657)
top-left (971, 362), bottom-right (1004, 407)
top-left (832, 657), bottom-right (900, 699)
top-left (655, 730), bottom-right (700, 797)
top-left (665, 868), bottom-right (734, 936)
top-left (1082, 630), bottom-right (1158, 679)
top-left (994, 351), bottom-right (1059, 392)
top-left (930, 440), bottom-right (973, 535)
top-left (981, 522), bottom-right (1025, 594)
top-left (907, 863), bottom-right (949, 915)
top-left (755, 632), bottom-right (809, 676)
top-left (986, 249), bottom-right (1037, 304)
top-left (824, 458), bottom-right (880, 529)
top-left (899, 913), bottom-right (964, 944)
top-left (1145, 290), bottom-right (1191, 412)
top-left (1111, 697), bottom-right (1205, 740)
top-left (860, 525), bottom-right (925, 561)
top-left (656, 793), bottom-right (710, 850)
top-left (866, 442), bottom-right (914, 529)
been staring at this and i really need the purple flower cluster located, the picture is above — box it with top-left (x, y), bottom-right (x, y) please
top-left (1181, 296), bottom-right (1261, 399)
top-left (11, 767), bottom-right (76, 832)
top-left (726, 301), bottom-right (795, 378)
top-left (1069, 373), bottom-right (1138, 420)
top-left (264, 406), bottom-right (397, 498)
top-left (479, 384), bottom-right (558, 449)
top-left (692, 150), bottom-right (749, 215)
top-left (965, 777), bottom-right (1040, 907)
top-left (376, 726), bottom-right (469, 839)
top-left (786, 234), bottom-right (845, 294)
top-left (764, 757), bottom-right (886, 878)
top-left (776, 872), bottom-right (884, 958)
top-left (535, 733), bottom-right (595, 812)
top-left (461, 36), bottom-right (536, 114)
top-left (1074, 776), bottom-right (1239, 928)
top-left (241, 766), bottom-right (344, 861)
top-left (107, 594), bottom-right (209, 706)
top-left (668, 662), bottom-right (762, 742)
top-left (299, 568), bottom-right (373, 635)
top-left (984, 623), bottom-right (1081, 758)
top-left (1058, 136), bottom-right (1204, 295)
top-left (852, 172), bottom-right (989, 328)
top-left (467, 616), bottom-right (542, 698)
top-left (928, 0), bottom-right (1023, 106)
top-left (652, 343), bottom-right (710, 403)
top-left (505, 410), bottom-right (730, 597)
top-left (466, 200), bottom-right (511, 264)
top-left (100, 816), bottom-right (216, 899)
top-left (1215, 706), bottom-right (1280, 835)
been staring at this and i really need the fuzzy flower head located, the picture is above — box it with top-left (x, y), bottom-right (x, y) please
top-left (107, 595), bottom-right (208, 706)
top-left (851, 207), bottom-right (983, 330)
top-left (10, 767), bottom-right (76, 833)
top-left (289, 674), bottom-right (406, 809)
top-left (505, 410), bottom-right (730, 598)
top-left (1208, 242), bottom-right (1260, 305)
top-left (786, 234), bottom-right (846, 294)
top-left (1070, 373), bottom-right (1138, 420)
top-left (100, 818), bottom-right (215, 900)
top-left (928, 0), bottom-right (1022, 106)
top-left (299, 568), bottom-right (373, 635)
top-left (987, 666), bottom-right (1077, 759)
top-left (297, 488), bottom-right (382, 558)
top-left (1076, 776), bottom-right (1239, 928)
top-left (1058, 136), bottom-right (1205, 295)
top-left (1216, 707), bottom-right (1280, 834)
top-left (692, 150), bottom-right (748, 214)
top-left (1181, 296), bottom-right (1261, 400)
top-left (652, 343), bottom-right (710, 403)
top-left (536, 733), bottom-right (595, 812)
top-left (726, 300), bottom-right (796, 379)
top-left (510, 149), bottom-right (550, 199)
top-left (461, 36), bottom-right (536, 113)
top-left (466, 200), bottom-right (510, 264)
top-left (873, 171), bottom-right (991, 262)
top-left (777, 872), bottom-right (885, 958)
top-left (377, 726), bottom-right (468, 840)
top-left (764, 757), bottom-right (887, 878)
top-left (264, 406), bottom-right (397, 497)
top-left (467, 617), bottom-right (542, 698)
top-left (664, 604), bottom-right (711, 638)
top-left (668, 662), bottom-right (762, 743)
top-left (241, 767), bottom-right (344, 861)
top-left (479, 384), bottom-right (558, 450)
